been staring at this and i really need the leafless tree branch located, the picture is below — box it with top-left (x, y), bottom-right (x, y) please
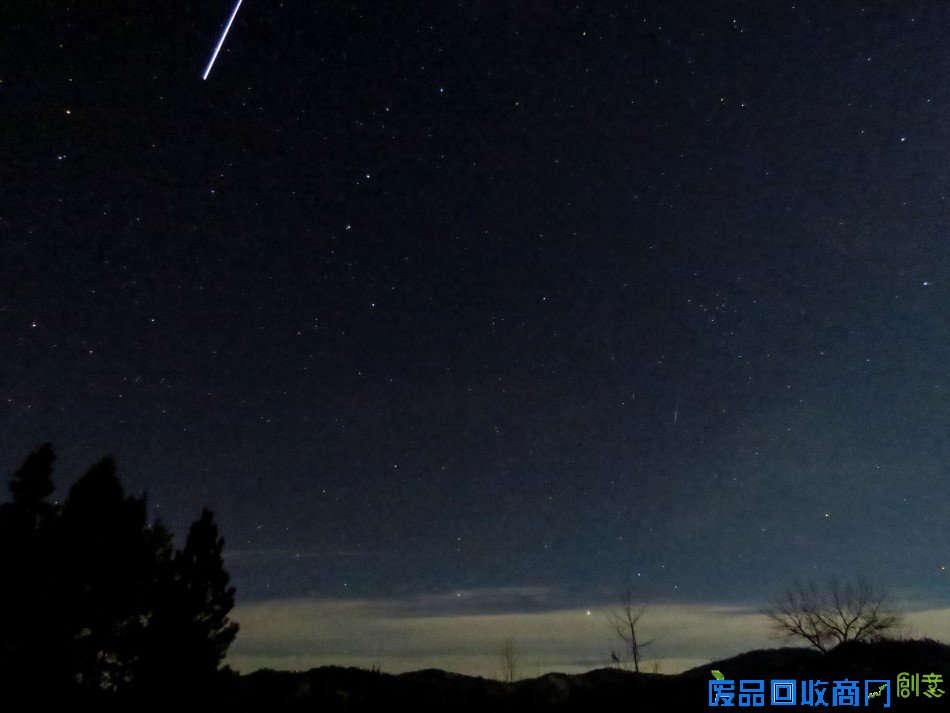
top-left (764, 578), bottom-right (903, 652)
top-left (606, 588), bottom-right (654, 672)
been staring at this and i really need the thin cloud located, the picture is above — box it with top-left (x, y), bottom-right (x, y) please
top-left (227, 593), bottom-right (780, 677)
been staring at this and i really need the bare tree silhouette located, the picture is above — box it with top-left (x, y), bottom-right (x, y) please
top-left (606, 588), bottom-right (654, 672)
top-left (499, 637), bottom-right (519, 682)
top-left (765, 578), bottom-right (903, 652)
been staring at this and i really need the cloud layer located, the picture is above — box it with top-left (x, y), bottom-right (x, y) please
top-left (228, 590), bottom-right (783, 676)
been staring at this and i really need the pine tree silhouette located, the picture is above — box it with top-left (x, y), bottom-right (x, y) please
top-left (8, 442), bottom-right (55, 513)
top-left (0, 443), bottom-right (62, 696)
top-left (176, 509), bottom-right (239, 676)
top-left (0, 444), bottom-right (240, 703)
top-left (136, 509), bottom-right (239, 700)
top-left (59, 457), bottom-right (156, 693)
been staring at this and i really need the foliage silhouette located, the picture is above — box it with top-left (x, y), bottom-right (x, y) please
top-left (0, 443), bottom-right (238, 703)
top-left (137, 509), bottom-right (239, 696)
top-left (0, 442), bottom-right (60, 692)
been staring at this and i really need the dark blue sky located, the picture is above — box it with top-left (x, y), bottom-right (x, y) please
top-left (4, 1), bottom-right (950, 611)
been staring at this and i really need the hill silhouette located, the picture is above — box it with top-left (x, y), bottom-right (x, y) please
top-left (224, 638), bottom-right (950, 711)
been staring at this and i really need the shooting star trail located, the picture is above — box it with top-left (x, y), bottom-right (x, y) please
top-left (202, 0), bottom-right (245, 80)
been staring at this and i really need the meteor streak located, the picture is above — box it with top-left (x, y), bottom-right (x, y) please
top-left (202, 0), bottom-right (244, 80)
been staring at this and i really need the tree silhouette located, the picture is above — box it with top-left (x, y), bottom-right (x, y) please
top-left (138, 509), bottom-right (238, 697)
top-left (8, 442), bottom-right (55, 515)
top-left (499, 636), bottom-right (519, 682)
top-left (0, 444), bottom-right (239, 702)
top-left (59, 456), bottom-right (157, 692)
top-left (176, 509), bottom-right (239, 673)
top-left (607, 588), bottom-right (654, 672)
top-left (0, 443), bottom-right (62, 693)
top-left (765, 578), bottom-right (903, 652)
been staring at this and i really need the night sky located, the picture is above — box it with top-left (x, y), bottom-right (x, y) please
top-left (5, 1), bottom-right (950, 673)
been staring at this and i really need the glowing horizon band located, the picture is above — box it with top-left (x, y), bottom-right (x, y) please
top-left (202, 0), bottom-right (244, 80)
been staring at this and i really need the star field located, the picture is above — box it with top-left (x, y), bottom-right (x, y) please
top-left (4, 1), bottom-right (950, 622)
